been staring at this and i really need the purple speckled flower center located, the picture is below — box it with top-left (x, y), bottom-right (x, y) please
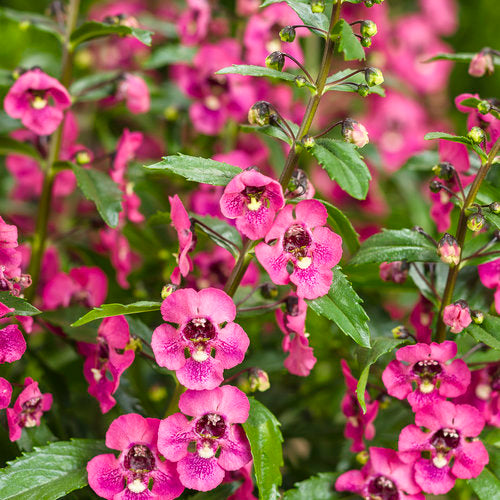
top-left (195, 413), bottom-right (227, 439)
top-left (21, 396), bottom-right (42, 413)
top-left (367, 475), bottom-right (398, 500)
top-left (283, 224), bottom-right (311, 256)
top-left (183, 318), bottom-right (217, 343)
top-left (124, 444), bottom-right (155, 472)
top-left (412, 359), bottom-right (442, 380)
top-left (431, 428), bottom-right (460, 451)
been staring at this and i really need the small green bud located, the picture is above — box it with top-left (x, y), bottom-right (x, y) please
top-left (356, 451), bottom-right (370, 464)
top-left (75, 150), bottom-right (91, 165)
top-left (357, 84), bottom-right (370, 97)
top-left (467, 213), bottom-right (485, 232)
top-left (432, 161), bottom-right (454, 181)
top-left (295, 75), bottom-right (307, 88)
top-left (392, 325), bottom-right (411, 339)
top-left (429, 180), bottom-right (442, 193)
top-left (489, 201), bottom-right (500, 214)
top-left (311, 0), bottom-right (325, 13)
top-left (471, 310), bottom-right (484, 325)
top-left (467, 126), bottom-right (485, 144)
top-left (261, 283), bottom-right (278, 300)
top-left (303, 135), bottom-right (315, 150)
top-left (161, 284), bottom-right (177, 299)
top-left (248, 101), bottom-right (272, 126)
top-left (265, 51), bottom-right (285, 72)
top-left (364, 0), bottom-right (374, 6)
top-left (477, 100), bottom-right (491, 115)
top-left (365, 67), bottom-right (384, 86)
top-left (279, 25), bottom-right (296, 43)
top-left (361, 36), bottom-right (372, 48)
top-left (249, 368), bottom-right (270, 392)
top-left (373, 0), bottom-right (384, 4)
top-left (360, 20), bottom-right (378, 37)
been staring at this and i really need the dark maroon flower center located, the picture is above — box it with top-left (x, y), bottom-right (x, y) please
top-left (183, 317), bottom-right (217, 343)
top-left (431, 428), bottom-right (460, 451)
top-left (97, 338), bottom-right (110, 361)
top-left (195, 413), bottom-right (227, 439)
top-left (412, 359), bottom-right (442, 380)
top-left (21, 396), bottom-right (42, 413)
top-left (124, 444), bottom-right (156, 472)
top-left (367, 475), bottom-right (398, 500)
top-left (283, 224), bottom-right (311, 256)
top-left (244, 185), bottom-right (265, 201)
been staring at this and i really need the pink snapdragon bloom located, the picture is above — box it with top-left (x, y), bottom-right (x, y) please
top-left (255, 200), bottom-right (343, 299)
top-left (177, 0), bottom-right (211, 45)
top-left (0, 302), bottom-right (26, 364)
top-left (158, 386), bottom-right (252, 491)
top-left (382, 341), bottom-right (470, 411)
top-left (169, 195), bottom-right (194, 285)
top-left (152, 288), bottom-right (249, 390)
top-left (116, 74), bottom-right (150, 114)
top-left (4, 69), bottom-right (71, 136)
top-left (336, 447), bottom-right (424, 500)
top-left (420, 0), bottom-right (457, 35)
top-left (410, 296), bottom-right (433, 344)
top-left (398, 400), bottom-right (489, 494)
top-left (220, 170), bottom-right (284, 240)
top-left (79, 316), bottom-right (135, 413)
top-left (0, 377), bottom-right (12, 408)
top-left (478, 258), bottom-right (500, 314)
top-left (468, 51), bottom-right (494, 77)
top-left (341, 360), bottom-right (379, 453)
top-left (6, 377), bottom-right (53, 441)
top-left (87, 413), bottom-right (183, 499)
top-left (443, 300), bottom-right (472, 333)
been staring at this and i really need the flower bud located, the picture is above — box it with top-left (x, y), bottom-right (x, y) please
top-left (489, 202), bottom-right (500, 214)
top-left (437, 233), bottom-right (460, 266)
top-left (342, 118), bottom-right (369, 148)
top-left (287, 169), bottom-right (314, 200)
top-left (261, 283), bottom-right (278, 299)
top-left (357, 84), bottom-right (369, 97)
top-left (302, 135), bottom-right (315, 150)
top-left (360, 20), bottom-right (378, 37)
top-left (266, 51), bottom-right (285, 72)
top-left (364, 0), bottom-right (374, 6)
top-left (161, 284), bottom-right (177, 299)
top-left (432, 162), bottom-right (454, 181)
top-left (467, 213), bottom-right (485, 232)
top-left (467, 126), bottom-right (485, 144)
top-left (279, 25), bottom-right (296, 43)
top-left (364, 67), bottom-right (384, 86)
top-left (379, 261), bottom-right (409, 284)
top-left (392, 325), bottom-right (411, 339)
top-left (311, 0), bottom-right (325, 13)
top-left (285, 295), bottom-right (300, 316)
top-left (249, 368), bottom-right (270, 392)
top-left (471, 310), bottom-right (484, 325)
top-left (75, 150), bottom-right (91, 165)
top-left (248, 101), bottom-right (272, 126)
top-left (468, 51), bottom-right (494, 78)
top-left (356, 451), bottom-right (370, 464)
top-left (429, 180), bottom-right (443, 193)
top-left (443, 300), bottom-right (472, 334)
top-left (361, 37), bottom-right (372, 48)
top-left (295, 75), bottom-right (307, 88)
top-left (477, 100), bottom-right (491, 115)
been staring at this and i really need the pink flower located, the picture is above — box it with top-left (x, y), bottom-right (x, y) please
top-left (478, 258), bottom-right (500, 314)
top-left (341, 360), bottom-right (379, 452)
top-left (0, 216), bottom-right (24, 293)
top-left (342, 119), bottom-right (369, 148)
top-left (4, 69), bottom-right (71, 136)
top-left (382, 341), bottom-right (470, 411)
top-left (6, 377), bottom-right (53, 441)
top-left (468, 51), bottom-right (494, 77)
top-left (419, 0), bottom-right (457, 35)
top-left (220, 170), bottom-right (285, 240)
top-left (0, 377), bottom-right (12, 409)
top-left (255, 200), bottom-right (343, 299)
top-left (117, 74), bottom-right (150, 114)
top-left (158, 386), bottom-right (252, 491)
top-left (410, 296), bottom-right (433, 344)
top-left (87, 413), bottom-right (183, 499)
top-left (0, 301), bottom-right (26, 364)
top-left (443, 300), bottom-right (472, 333)
top-left (226, 462), bottom-right (257, 500)
top-left (336, 447), bottom-right (424, 499)
top-left (177, 0), bottom-right (211, 45)
top-left (152, 288), bottom-right (249, 390)
top-left (398, 400), bottom-right (489, 494)
top-left (379, 261), bottom-right (409, 284)
top-left (79, 316), bottom-right (135, 413)
top-left (112, 129), bottom-right (143, 185)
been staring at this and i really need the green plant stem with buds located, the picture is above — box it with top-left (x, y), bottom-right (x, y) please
top-left (435, 137), bottom-right (500, 342)
top-left (224, 0), bottom-right (343, 298)
top-left (27, 0), bottom-right (81, 301)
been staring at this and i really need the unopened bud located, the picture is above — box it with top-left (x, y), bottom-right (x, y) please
top-left (342, 118), bottom-right (369, 148)
top-left (357, 84), bottom-right (369, 97)
top-left (161, 284), bottom-right (177, 299)
top-left (468, 51), bottom-right (494, 78)
top-left (377, 392), bottom-right (391, 409)
top-left (295, 75), bottom-right (307, 88)
top-left (311, 0), bottom-right (325, 13)
top-left (75, 150), bottom-right (91, 165)
top-left (248, 101), bottom-right (272, 126)
top-left (438, 233), bottom-right (460, 266)
top-left (471, 310), bottom-right (484, 325)
top-left (477, 100), bottom-right (491, 115)
top-left (365, 67), bottom-right (384, 86)
top-left (249, 368), bottom-right (270, 392)
top-left (361, 36), bottom-right (372, 48)
top-left (392, 325), bottom-right (411, 339)
top-left (261, 283), bottom-right (278, 299)
top-left (429, 180), bottom-right (443, 193)
top-left (432, 162), bottom-right (454, 181)
top-left (360, 20), bottom-right (378, 37)
top-left (279, 26), bottom-right (296, 43)
top-left (443, 300), bottom-right (471, 334)
top-left (287, 169), bottom-right (313, 200)
top-left (467, 126), bottom-right (485, 144)
top-left (467, 213), bottom-right (485, 232)
top-left (265, 51), bottom-right (285, 72)
top-left (302, 135), bottom-right (315, 150)
top-left (356, 451), bottom-right (370, 464)
top-left (285, 295), bottom-right (300, 316)
top-left (489, 202), bottom-right (500, 214)
top-left (379, 261), bottom-right (409, 284)
top-left (125, 336), bottom-right (142, 352)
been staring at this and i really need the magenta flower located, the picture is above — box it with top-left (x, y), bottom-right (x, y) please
top-left (116, 74), bottom-right (150, 114)
top-left (0, 377), bottom-right (12, 409)
top-left (6, 377), bottom-right (53, 441)
top-left (0, 216), bottom-right (23, 293)
top-left (177, 0), bottom-right (211, 46)
top-left (4, 69), bottom-right (71, 136)
top-left (158, 386), bottom-right (252, 491)
top-left (79, 316), bottom-right (135, 413)
top-left (225, 462), bottom-right (257, 500)
top-left (255, 200), bottom-right (342, 299)
top-left (382, 341), bottom-right (470, 411)
top-left (398, 400), bottom-right (489, 494)
top-left (220, 170), bottom-right (285, 240)
top-left (336, 447), bottom-right (424, 500)
top-left (152, 288), bottom-right (249, 390)
top-left (0, 302), bottom-right (26, 365)
top-left (478, 258), bottom-right (500, 314)
top-left (443, 300), bottom-right (472, 333)
top-left (87, 413), bottom-right (183, 499)
top-left (341, 360), bottom-right (379, 452)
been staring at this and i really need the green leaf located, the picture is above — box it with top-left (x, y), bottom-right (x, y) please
top-left (284, 472), bottom-right (338, 499)
top-left (424, 131), bottom-right (471, 145)
top-left (0, 7), bottom-right (62, 40)
top-left (72, 165), bottom-right (123, 228)
top-left (145, 154), bottom-right (241, 186)
top-left (243, 398), bottom-right (283, 500)
top-left (144, 45), bottom-right (197, 69)
top-left (240, 124), bottom-right (293, 145)
top-left (426, 52), bottom-right (500, 65)
top-left (484, 211), bottom-right (500, 231)
top-left (17, 423), bottom-right (58, 453)
top-left (41, 306), bottom-right (97, 342)
top-left (71, 301), bottom-right (161, 327)
top-left (283, 0), bottom-right (329, 33)
top-left (193, 214), bottom-right (242, 257)
top-left (403, 150), bottom-right (440, 171)
top-left (320, 199), bottom-right (360, 254)
top-left (216, 65), bottom-right (297, 82)
top-left (325, 69), bottom-right (384, 96)
top-left (458, 98), bottom-right (500, 120)
top-left (332, 19), bottom-right (365, 61)
top-left (70, 72), bottom-right (119, 102)
top-left (468, 467), bottom-right (500, 500)
top-left (350, 229), bottom-right (439, 266)
top-left (70, 21), bottom-right (153, 48)
top-left (308, 267), bottom-right (370, 348)
top-left (0, 292), bottom-right (41, 316)
top-left (310, 138), bottom-right (371, 200)
top-left (356, 337), bottom-right (408, 412)
top-left (466, 321), bottom-right (500, 351)
top-left (0, 439), bottom-right (108, 500)
top-left (0, 137), bottom-right (42, 160)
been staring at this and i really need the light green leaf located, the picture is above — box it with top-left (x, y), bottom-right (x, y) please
top-left (424, 131), bottom-right (471, 145)
top-left (324, 69), bottom-right (384, 96)
top-left (320, 199), bottom-right (360, 254)
top-left (0, 137), bottom-right (42, 160)
top-left (284, 473), bottom-right (338, 499)
top-left (70, 21), bottom-right (153, 48)
top-left (240, 124), bottom-right (293, 145)
top-left (468, 467), bottom-right (500, 500)
top-left (144, 45), bottom-right (197, 69)
top-left (0, 7), bottom-right (62, 40)
top-left (284, 0), bottom-right (329, 33)
top-left (332, 19), bottom-right (365, 61)
top-left (426, 52), bottom-right (500, 65)
top-left (466, 315), bottom-right (500, 351)
top-left (0, 292), bottom-right (41, 316)
top-left (193, 214), bottom-right (242, 257)
top-left (216, 65), bottom-right (297, 82)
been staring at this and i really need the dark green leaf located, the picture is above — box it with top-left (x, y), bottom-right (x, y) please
top-left (70, 21), bottom-right (153, 48)
top-left (0, 137), bottom-right (42, 160)
top-left (310, 138), bottom-right (371, 200)
top-left (17, 423), bottom-right (58, 453)
top-left (332, 20), bottom-right (365, 61)
top-left (324, 69), bottom-right (384, 96)
top-left (0, 439), bottom-right (108, 500)
top-left (424, 131), bottom-right (471, 145)
top-left (0, 7), bottom-right (62, 40)
top-left (468, 467), bottom-right (500, 500)
top-left (216, 65), bottom-right (297, 82)
top-left (284, 0), bottom-right (329, 33)
top-left (72, 165), bottom-right (123, 228)
top-left (350, 229), bottom-right (439, 266)
top-left (403, 150), bottom-right (440, 171)
top-left (484, 211), bottom-right (500, 230)
top-left (70, 72), bottom-right (119, 102)
top-left (127, 316), bottom-right (154, 356)
top-left (284, 472), bottom-right (338, 499)
top-left (308, 267), bottom-right (370, 348)
top-left (320, 199), bottom-right (360, 254)
top-left (144, 45), bottom-right (197, 69)
top-left (41, 306), bottom-right (97, 342)
top-left (145, 154), bottom-right (241, 186)
top-left (193, 214), bottom-right (242, 257)
top-left (466, 319), bottom-right (500, 351)
top-left (0, 292), bottom-right (41, 316)
top-left (243, 398), bottom-right (283, 500)
top-left (71, 301), bottom-right (161, 327)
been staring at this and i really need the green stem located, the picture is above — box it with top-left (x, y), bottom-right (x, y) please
top-left (435, 138), bottom-right (500, 342)
top-left (27, 0), bottom-right (80, 300)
